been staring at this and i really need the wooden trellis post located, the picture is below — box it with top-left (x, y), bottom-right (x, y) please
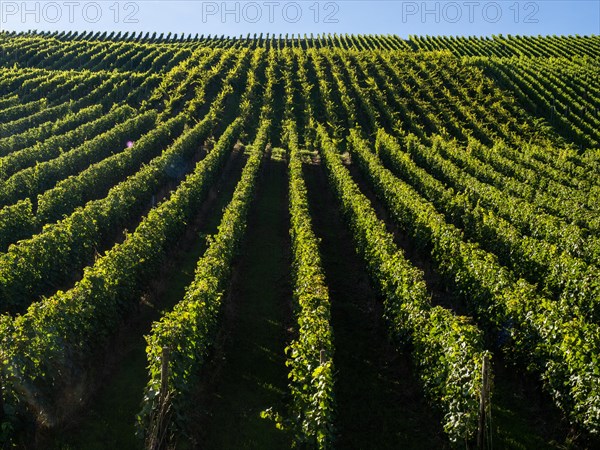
top-left (160, 346), bottom-right (170, 404)
top-left (477, 355), bottom-right (491, 449)
top-left (147, 347), bottom-right (171, 450)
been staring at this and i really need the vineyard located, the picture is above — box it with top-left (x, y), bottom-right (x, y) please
top-left (0, 31), bottom-right (599, 448)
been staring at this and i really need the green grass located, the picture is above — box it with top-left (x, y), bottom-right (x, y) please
top-left (490, 361), bottom-right (571, 449)
top-left (198, 159), bottom-right (292, 448)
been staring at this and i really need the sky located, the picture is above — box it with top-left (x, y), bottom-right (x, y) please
top-left (1, 1), bottom-right (599, 37)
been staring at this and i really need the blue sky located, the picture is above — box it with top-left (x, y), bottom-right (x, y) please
top-left (1, 1), bottom-right (599, 37)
